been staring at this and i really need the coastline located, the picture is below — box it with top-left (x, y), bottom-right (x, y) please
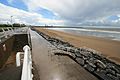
top-left (35, 28), bottom-right (120, 64)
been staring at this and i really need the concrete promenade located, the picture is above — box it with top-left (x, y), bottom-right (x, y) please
top-left (30, 30), bottom-right (98, 80)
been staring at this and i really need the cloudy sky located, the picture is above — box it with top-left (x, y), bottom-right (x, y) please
top-left (0, 0), bottom-right (120, 26)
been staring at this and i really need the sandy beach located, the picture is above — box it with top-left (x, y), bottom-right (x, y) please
top-left (35, 28), bottom-right (120, 64)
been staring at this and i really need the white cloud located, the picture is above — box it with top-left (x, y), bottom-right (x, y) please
top-left (22, 0), bottom-right (120, 26)
top-left (0, 3), bottom-right (65, 25)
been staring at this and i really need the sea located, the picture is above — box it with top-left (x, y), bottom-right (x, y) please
top-left (47, 26), bottom-right (120, 41)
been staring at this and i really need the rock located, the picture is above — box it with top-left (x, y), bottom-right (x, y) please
top-left (116, 73), bottom-right (120, 78)
top-left (76, 57), bottom-right (85, 66)
top-left (84, 64), bottom-right (95, 72)
top-left (95, 60), bottom-right (106, 69)
top-left (107, 73), bottom-right (119, 80)
top-left (106, 69), bottom-right (116, 75)
top-left (68, 52), bottom-right (76, 58)
top-left (86, 60), bottom-right (96, 68)
top-left (75, 51), bottom-right (82, 58)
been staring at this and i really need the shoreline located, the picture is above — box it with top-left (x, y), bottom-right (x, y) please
top-left (35, 28), bottom-right (120, 64)
top-left (33, 28), bottom-right (120, 80)
top-left (47, 28), bottom-right (120, 41)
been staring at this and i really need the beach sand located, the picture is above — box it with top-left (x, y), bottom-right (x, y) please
top-left (35, 28), bottom-right (120, 64)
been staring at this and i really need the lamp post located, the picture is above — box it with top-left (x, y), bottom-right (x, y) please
top-left (11, 16), bottom-right (13, 28)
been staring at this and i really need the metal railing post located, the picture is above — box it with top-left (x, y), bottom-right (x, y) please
top-left (21, 45), bottom-right (33, 80)
top-left (16, 52), bottom-right (23, 67)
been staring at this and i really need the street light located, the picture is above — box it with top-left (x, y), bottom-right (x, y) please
top-left (11, 16), bottom-right (13, 28)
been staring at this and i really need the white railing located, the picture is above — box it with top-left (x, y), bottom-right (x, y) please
top-left (16, 52), bottom-right (23, 67)
top-left (0, 28), bottom-right (14, 42)
top-left (16, 45), bottom-right (33, 80)
top-left (14, 27), bottom-right (29, 34)
top-left (0, 27), bottom-right (28, 42)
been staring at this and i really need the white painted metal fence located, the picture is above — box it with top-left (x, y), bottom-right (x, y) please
top-left (16, 45), bottom-right (33, 80)
top-left (0, 28), bottom-right (14, 41)
top-left (0, 27), bottom-right (29, 42)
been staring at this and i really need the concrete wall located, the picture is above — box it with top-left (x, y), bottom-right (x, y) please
top-left (13, 34), bottom-right (29, 52)
top-left (0, 36), bottom-right (15, 68)
top-left (0, 34), bottom-right (29, 68)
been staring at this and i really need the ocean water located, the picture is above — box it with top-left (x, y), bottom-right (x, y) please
top-left (48, 28), bottom-right (120, 41)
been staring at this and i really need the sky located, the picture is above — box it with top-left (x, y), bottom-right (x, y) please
top-left (0, 0), bottom-right (120, 26)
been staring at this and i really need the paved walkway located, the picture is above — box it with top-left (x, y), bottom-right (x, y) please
top-left (30, 30), bottom-right (99, 80)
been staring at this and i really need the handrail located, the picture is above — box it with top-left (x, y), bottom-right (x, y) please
top-left (0, 28), bottom-right (14, 40)
top-left (21, 45), bottom-right (33, 80)
top-left (0, 27), bottom-right (28, 42)
top-left (16, 45), bottom-right (33, 80)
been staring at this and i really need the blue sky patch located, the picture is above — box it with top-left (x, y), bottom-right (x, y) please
top-left (0, 0), bottom-right (56, 19)
top-left (108, 15), bottom-right (119, 20)
top-left (37, 8), bottom-right (56, 19)
top-left (0, 0), bottom-right (27, 11)
top-left (0, 0), bottom-right (9, 6)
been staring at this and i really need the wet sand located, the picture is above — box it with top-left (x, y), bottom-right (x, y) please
top-left (35, 28), bottom-right (120, 64)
